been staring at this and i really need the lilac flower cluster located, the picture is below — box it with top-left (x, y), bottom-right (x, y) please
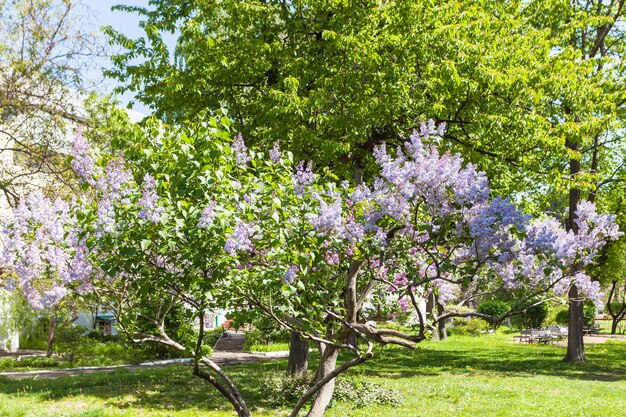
top-left (283, 265), bottom-right (299, 284)
top-left (198, 201), bottom-right (217, 229)
top-left (292, 119), bottom-right (622, 311)
top-left (269, 141), bottom-right (281, 163)
top-left (233, 133), bottom-right (251, 166)
top-left (1, 192), bottom-right (94, 309)
top-left (137, 173), bottom-right (165, 223)
top-left (72, 135), bottom-right (135, 235)
top-left (71, 131), bottom-right (97, 185)
top-left (224, 222), bottom-right (256, 254)
top-left (293, 161), bottom-right (314, 196)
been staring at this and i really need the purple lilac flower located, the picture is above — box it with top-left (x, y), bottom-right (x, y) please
top-left (269, 141), bottom-right (281, 163)
top-left (71, 131), bottom-right (97, 185)
top-left (283, 265), bottom-right (298, 284)
top-left (293, 161), bottom-right (314, 196)
top-left (198, 201), bottom-right (217, 229)
top-left (224, 222), bottom-right (255, 254)
top-left (325, 251), bottom-right (340, 265)
top-left (233, 133), bottom-right (251, 166)
top-left (1, 192), bottom-right (95, 310)
top-left (138, 173), bottom-right (165, 223)
top-left (433, 279), bottom-right (456, 305)
top-left (398, 296), bottom-right (411, 312)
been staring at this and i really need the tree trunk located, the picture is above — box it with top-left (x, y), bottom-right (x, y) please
top-left (46, 314), bottom-right (57, 357)
top-left (437, 303), bottom-right (447, 340)
top-left (564, 138), bottom-right (585, 363)
top-left (611, 319), bottom-right (618, 335)
top-left (307, 345), bottom-right (340, 417)
top-left (565, 285), bottom-right (585, 363)
top-left (286, 331), bottom-right (309, 379)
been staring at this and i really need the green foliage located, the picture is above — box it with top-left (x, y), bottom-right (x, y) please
top-left (105, 0), bottom-right (626, 213)
top-left (55, 325), bottom-right (88, 365)
top-left (245, 343), bottom-right (290, 353)
top-left (262, 374), bottom-right (401, 409)
top-left (332, 378), bottom-right (402, 409)
top-left (583, 303), bottom-right (596, 327)
top-left (202, 327), bottom-right (223, 349)
top-left (553, 307), bottom-right (570, 326)
top-left (450, 318), bottom-right (490, 336)
top-left (476, 301), bottom-right (511, 329)
top-left (511, 303), bottom-right (549, 329)
top-left (261, 375), bottom-right (310, 407)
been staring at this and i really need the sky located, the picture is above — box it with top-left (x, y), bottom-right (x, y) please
top-left (83, 1), bottom-right (156, 115)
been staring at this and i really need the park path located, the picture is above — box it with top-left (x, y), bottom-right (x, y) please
top-left (0, 331), bottom-right (288, 380)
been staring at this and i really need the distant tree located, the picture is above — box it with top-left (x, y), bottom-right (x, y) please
top-left (0, 0), bottom-right (102, 206)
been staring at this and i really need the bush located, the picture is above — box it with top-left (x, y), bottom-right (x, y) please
top-left (555, 308), bottom-right (569, 325)
top-left (476, 301), bottom-right (511, 329)
top-left (450, 318), bottom-right (490, 336)
top-left (262, 374), bottom-right (402, 409)
top-left (203, 327), bottom-right (224, 348)
top-left (55, 325), bottom-right (89, 365)
top-left (583, 303), bottom-right (596, 327)
top-left (511, 303), bottom-right (549, 329)
top-left (553, 304), bottom-right (595, 327)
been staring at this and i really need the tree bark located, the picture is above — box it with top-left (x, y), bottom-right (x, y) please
top-left (564, 138), bottom-right (586, 363)
top-left (437, 303), bottom-right (447, 340)
top-left (46, 314), bottom-right (57, 357)
top-left (307, 345), bottom-right (340, 417)
top-left (286, 331), bottom-right (309, 379)
top-left (611, 319), bottom-right (619, 335)
top-left (565, 284), bottom-right (585, 363)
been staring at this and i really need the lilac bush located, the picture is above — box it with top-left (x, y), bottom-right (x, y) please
top-left (55, 116), bottom-right (621, 417)
top-left (1, 191), bottom-right (94, 310)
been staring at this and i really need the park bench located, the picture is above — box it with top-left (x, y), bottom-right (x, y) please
top-left (583, 325), bottom-right (600, 335)
top-left (514, 327), bottom-right (568, 344)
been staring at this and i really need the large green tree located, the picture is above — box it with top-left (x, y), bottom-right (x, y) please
top-left (106, 0), bottom-right (626, 362)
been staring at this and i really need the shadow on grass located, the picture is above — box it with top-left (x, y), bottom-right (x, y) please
top-left (351, 337), bottom-right (626, 382)
top-left (0, 337), bottom-right (624, 414)
top-left (0, 360), bottom-right (290, 413)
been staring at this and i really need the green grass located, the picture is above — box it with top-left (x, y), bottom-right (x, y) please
top-left (1, 334), bottom-right (625, 416)
top-left (245, 343), bottom-right (290, 353)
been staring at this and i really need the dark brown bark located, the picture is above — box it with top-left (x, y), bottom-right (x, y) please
top-left (306, 345), bottom-right (340, 417)
top-left (565, 284), bottom-right (586, 362)
top-left (611, 320), bottom-right (619, 335)
top-left (286, 331), bottom-right (309, 379)
top-left (46, 314), bottom-right (57, 357)
top-left (564, 138), bottom-right (586, 363)
top-left (437, 303), bottom-right (447, 340)
top-left (607, 280), bottom-right (626, 335)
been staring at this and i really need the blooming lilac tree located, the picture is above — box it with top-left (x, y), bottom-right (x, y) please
top-left (1, 191), bottom-right (94, 355)
top-left (70, 116), bottom-right (621, 417)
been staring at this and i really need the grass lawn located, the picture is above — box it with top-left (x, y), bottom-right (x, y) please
top-left (1, 334), bottom-right (625, 417)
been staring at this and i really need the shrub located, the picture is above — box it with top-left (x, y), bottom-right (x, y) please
top-left (583, 303), bottom-right (596, 327)
top-left (476, 301), bottom-right (511, 329)
top-left (245, 343), bottom-right (290, 353)
top-left (55, 325), bottom-right (89, 365)
top-left (450, 318), bottom-right (490, 336)
top-left (511, 302), bottom-right (549, 329)
top-left (554, 308), bottom-right (570, 325)
top-left (262, 374), bottom-right (402, 409)
top-left (203, 327), bottom-right (224, 348)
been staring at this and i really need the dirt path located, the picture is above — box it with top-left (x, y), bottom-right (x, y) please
top-left (0, 331), bottom-right (288, 380)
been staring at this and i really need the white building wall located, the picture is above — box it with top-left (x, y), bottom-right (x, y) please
top-left (0, 290), bottom-right (19, 352)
